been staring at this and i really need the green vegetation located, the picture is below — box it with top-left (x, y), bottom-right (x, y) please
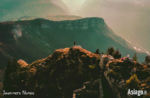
top-left (106, 47), bottom-right (121, 59)
top-left (125, 74), bottom-right (141, 90)
top-left (113, 49), bottom-right (121, 59)
top-left (106, 47), bottom-right (115, 55)
top-left (89, 65), bottom-right (95, 69)
top-left (107, 70), bottom-right (121, 81)
top-left (2, 48), bottom-right (101, 98)
top-left (106, 55), bottom-right (150, 98)
top-left (133, 53), bottom-right (138, 61)
top-left (3, 58), bottom-right (21, 92)
top-left (1, 46), bottom-right (150, 98)
top-left (95, 49), bottom-right (100, 55)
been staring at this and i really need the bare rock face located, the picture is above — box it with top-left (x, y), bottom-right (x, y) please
top-left (17, 59), bottom-right (28, 67)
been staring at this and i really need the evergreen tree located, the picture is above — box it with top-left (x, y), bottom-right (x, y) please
top-left (106, 47), bottom-right (115, 55)
top-left (145, 56), bottom-right (150, 63)
top-left (125, 74), bottom-right (141, 90)
top-left (3, 58), bottom-right (14, 92)
top-left (4, 58), bottom-right (13, 78)
top-left (110, 47), bottom-right (115, 54)
top-left (12, 58), bottom-right (21, 72)
top-left (3, 58), bottom-right (22, 95)
top-left (95, 49), bottom-right (100, 55)
top-left (113, 48), bottom-right (121, 59)
top-left (133, 53), bottom-right (137, 61)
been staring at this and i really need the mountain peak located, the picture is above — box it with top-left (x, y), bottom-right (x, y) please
top-left (28, 46), bottom-right (100, 70)
top-left (54, 46), bottom-right (99, 58)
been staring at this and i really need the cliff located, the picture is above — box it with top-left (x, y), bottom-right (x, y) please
top-left (0, 17), bottom-right (148, 69)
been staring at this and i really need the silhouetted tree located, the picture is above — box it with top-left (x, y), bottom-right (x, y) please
top-left (95, 49), bottom-right (100, 55)
top-left (133, 53), bottom-right (137, 61)
top-left (3, 58), bottom-right (21, 95)
top-left (13, 58), bottom-right (21, 71)
top-left (113, 48), bottom-right (121, 59)
top-left (74, 41), bottom-right (76, 46)
top-left (106, 47), bottom-right (115, 55)
top-left (3, 58), bottom-right (14, 93)
top-left (145, 56), bottom-right (150, 64)
top-left (101, 52), bottom-right (104, 54)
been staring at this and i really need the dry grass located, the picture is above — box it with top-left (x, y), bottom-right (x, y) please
top-left (29, 58), bottom-right (46, 67)
top-left (28, 47), bottom-right (100, 74)
top-left (54, 47), bottom-right (99, 58)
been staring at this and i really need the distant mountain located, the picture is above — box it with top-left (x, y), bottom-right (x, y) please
top-left (9, 15), bottom-right (83, 22)
top-left (0, 0), bottom-right (69, 22)
top-left (77, 0), bottom-right (150, 52)
top-left (0, 17), bottom-right (148, 69)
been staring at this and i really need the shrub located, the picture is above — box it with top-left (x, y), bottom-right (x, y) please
top-left (125, 74), bottom-right (141, 90)
top-left (89, 65), bottom-right (95, 69)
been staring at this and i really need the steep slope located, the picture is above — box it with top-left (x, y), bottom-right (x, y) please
top-left (77, 0), bottom-right (150, 52)
top-left (0, 0), bottom-right (69, 22)
top-left (0, 17), bottom-right (148, 69)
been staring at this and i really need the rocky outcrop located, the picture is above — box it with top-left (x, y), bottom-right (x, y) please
top-left (73, 79), bottom-right (100, 98)
top-left (17, 59), bottom-right (28, 67)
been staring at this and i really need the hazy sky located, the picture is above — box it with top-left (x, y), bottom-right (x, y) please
top-left (61, 0), bottom-right (86, 14)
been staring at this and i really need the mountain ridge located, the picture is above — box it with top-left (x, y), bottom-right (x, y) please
top-left (0, 17), bottom-right (148, 69)
top-left (8, 15), bottom-right (83, 22)
top-left (0, 0), bottom-right (69, 22)
top-left (77, 0), bottom-right (150, 53)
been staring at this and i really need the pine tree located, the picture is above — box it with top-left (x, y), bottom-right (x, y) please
top-left (3, 58), bottom-right (22, 94)
top-left (133, 53), bottom-right (137, 61)
top-left (3, 58), bottom-right (14, 92)
top-left (106, 47), bottom-right (115, 55)
top-left (95, 49), bottom-right (100, 55)
top-left (110, 47), bottom-right (115, 55)
top-left (113, 49), bottom-right (121, 59)
top-left (106, 47), bottom-right (110, 55)
top-left (12, 58), bottom-right (20, 72)
top-left (125, 74), bottom-right (141, 90)
top-left (4, 58), bottom-right (13, 78)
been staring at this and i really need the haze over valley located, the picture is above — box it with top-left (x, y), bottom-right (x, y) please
top-left (0, 0), bottom-right (150, 54)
